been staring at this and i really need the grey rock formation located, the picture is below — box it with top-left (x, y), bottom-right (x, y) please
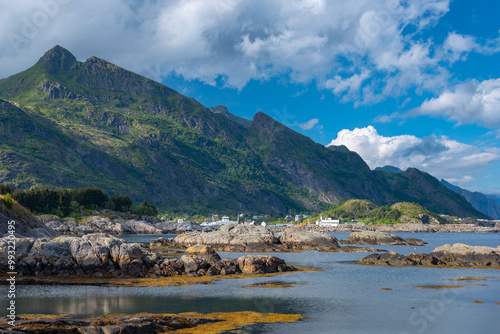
top-left (237, 255), bottom-right (289, 274)
top-left (0, 203), bottom-right (59, 239)
top-left (347, 231), bottom-right (425, 246)
top-left (0, 234), bottom-right (295, 278)
top-left (171, 225), bottom-right (339, 252)
top-left (358, 243), bottom-right (500, 267)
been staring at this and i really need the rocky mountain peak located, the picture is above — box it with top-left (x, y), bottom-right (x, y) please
top-left (249, 112), bottom-right (284, 134)
top-left (37, 45), bottom-right (77, 75)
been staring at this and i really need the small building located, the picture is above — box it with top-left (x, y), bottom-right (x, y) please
top-left (177, 218), bottom-right (184, 223)
top-left (219, 216), bottom-right (238, 225)
top-left (316, 214), bottom-right (339, 226)
top-left (261, 221), bottom-right (267, 227)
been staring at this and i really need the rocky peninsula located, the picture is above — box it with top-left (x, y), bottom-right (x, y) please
top-left (0, 233), bottom-right (295, 279)
top-left (358, 243), bottom-right (500, 268)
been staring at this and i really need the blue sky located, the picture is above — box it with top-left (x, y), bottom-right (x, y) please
top-left (0, 0), bottom-right (499, 195)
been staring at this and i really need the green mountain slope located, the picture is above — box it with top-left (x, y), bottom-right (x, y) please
top-left (0, 46), bottom-right (487, 217)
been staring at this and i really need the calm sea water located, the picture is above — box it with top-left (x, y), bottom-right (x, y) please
top-left (2, 233), bottom-right (499, 333)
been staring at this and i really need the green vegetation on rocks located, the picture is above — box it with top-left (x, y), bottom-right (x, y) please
top-left (2, 184), bottom-right (156, 218)
top-left (313, 199), bottom-right (445, 225)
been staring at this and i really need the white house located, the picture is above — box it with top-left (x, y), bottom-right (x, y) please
top-left (316, 214), bottom-right (339, 226)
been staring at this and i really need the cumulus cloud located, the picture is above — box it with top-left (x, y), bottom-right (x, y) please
top-left (411, 78), bottom-right (500, 128)
top-left (0, 0), bottom-right (452, 101)
top-left (1, 0), bottom-right (499, 107)
top-left (327, 126), bottom-right (500, 182)
top-left (299, 118), bottom-right (319, 130)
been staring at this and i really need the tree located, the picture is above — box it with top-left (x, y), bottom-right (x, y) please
top-left (133, 200), bottom-right (158, 216)
top-left (59, 189), bottom-right (72, 217)
top-left (110, 194), bottom-right (132, 212)
top-left (0, 183), bottom-right (14, 195)
top-left (3, 193), bottom-right (13, 209)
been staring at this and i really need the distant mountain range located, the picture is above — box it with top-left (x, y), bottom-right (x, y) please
top-left (441, 180), bottom-right (500, 219)
top-left (0, 46), bottom-right (486, 217)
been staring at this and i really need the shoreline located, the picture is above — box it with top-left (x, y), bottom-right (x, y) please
top-left (0, 265), bottom-right (320, 288)
top-left (267, 224), bottom-right (499, 234)
top-left (0, 312), bottom-right (306, 334)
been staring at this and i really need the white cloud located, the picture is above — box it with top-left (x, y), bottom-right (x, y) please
top-left (299, 118), bottom-right (319, 130)
top-left (374, 112), bottom-right (400, 123)
top-left (445, 33), bottom-right (477, 53)
top-left (486, 129), bottom-right (500, 139)
top-left (327, 126), bottom-right (500, 181)
top-left (0, 0), bottom-right (449, 99)
top-left (412, 78), bottom-right (500, 127)
top-left (1, 0), bottom-right (499, 108)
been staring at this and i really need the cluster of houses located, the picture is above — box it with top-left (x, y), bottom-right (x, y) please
top-left (199, 215), bottom-right (268, 227)
top-left (187, 213), bottom-right (365, 228)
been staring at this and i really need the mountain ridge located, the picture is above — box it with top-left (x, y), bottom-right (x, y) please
top-left (0, 46), bottom-right (487, 217)
top-left (441, 179), bottom-right (500, 219)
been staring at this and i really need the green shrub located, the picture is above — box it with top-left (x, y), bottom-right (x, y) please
top-left (3, 193), bottom-right (14, 209)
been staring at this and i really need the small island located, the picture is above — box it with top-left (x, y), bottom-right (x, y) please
top-left (358, 243), bottom-right (500, 268)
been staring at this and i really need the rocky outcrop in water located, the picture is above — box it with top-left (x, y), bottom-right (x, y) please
top-left (0, 234), bottom-right (294, 278)
top-left (237, 255), bottom-right (289, 274)
top-left (358, 243), bottom-right (500, 268)
top-left (346, 231), bottom-right (426, 246)
top-left (278, 228), bottom-right (340, 251)
top-left (170, 225), bottom-right (339, 252)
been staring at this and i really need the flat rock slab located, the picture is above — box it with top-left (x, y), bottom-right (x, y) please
top-left (347, 231), bottom-right (426, 246)
top-left (358, 243), bottom-right (500, 268)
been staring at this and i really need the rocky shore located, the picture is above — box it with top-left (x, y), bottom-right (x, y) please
top-left (358, 243), bottom-right (500, 268)
top-left (32, 212), bottom-right (500, 238)
top-left (40, 214), bottom-right (214, 236)
top-left (0, 234), bottom-right (295, 279)
top-left (0, 311), bottom-right (304, 334)
top-left (268, 223), bottom-right (500, 233)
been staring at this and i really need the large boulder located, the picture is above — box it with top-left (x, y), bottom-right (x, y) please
top-left (184, 245), bottom-right (222, 264)
top-left (280, 228), bottom-right (339, 251)
top-left (237, 255), bottom-right (289, 274)
top-left (347, 231), bottom-right (425, 246)
top-left (430, 243), bottom-right (500, 267)
top-left (178, 245), bottom-right (223, 276)
top-left (123, 220), bottom-right (163, 234)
